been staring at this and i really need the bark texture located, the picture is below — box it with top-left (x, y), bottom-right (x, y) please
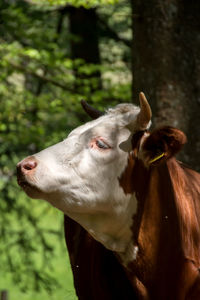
top-left (131, 0), bottom-right (200, 170)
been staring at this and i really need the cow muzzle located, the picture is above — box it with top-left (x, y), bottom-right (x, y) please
top-left (17, 156), bottom-right (38, 188)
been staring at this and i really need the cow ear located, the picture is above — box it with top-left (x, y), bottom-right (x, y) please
top-left (141, 126), bottom-right (187, 165)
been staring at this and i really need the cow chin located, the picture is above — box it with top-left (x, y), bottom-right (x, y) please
top-left (19, 181), bottom-right (44, 199)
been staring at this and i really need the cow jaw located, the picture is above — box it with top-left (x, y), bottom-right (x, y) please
top-left (67, 193), bottom-right (137, 252)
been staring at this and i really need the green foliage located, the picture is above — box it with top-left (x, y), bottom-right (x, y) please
top-left (31, 0), bottom-right (118, 8)
top-left (0, 0), bottom-right (131, 297)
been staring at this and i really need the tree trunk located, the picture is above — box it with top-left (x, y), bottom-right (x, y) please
top-left (131, 1), bottom-right (200, 170)
top-left (68, 6), bottom-right (101, 92)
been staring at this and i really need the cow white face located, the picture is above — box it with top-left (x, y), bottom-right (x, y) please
top-left (17, 94), bottom-right (151, 254)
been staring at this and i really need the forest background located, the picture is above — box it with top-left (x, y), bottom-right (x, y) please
top-left (0, 0), bottom-right (200, 299)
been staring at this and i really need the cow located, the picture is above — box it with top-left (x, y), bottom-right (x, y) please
top-left (17, 93), bottom-right (200, 299)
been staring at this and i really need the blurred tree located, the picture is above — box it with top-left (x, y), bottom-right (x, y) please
top-left (131, 0), bottom-right (200, 170)
top-left (68, 6), bottom-right (102, 92)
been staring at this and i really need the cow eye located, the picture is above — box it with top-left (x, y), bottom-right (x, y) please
top-left (96, 139), bottom-right (110, 150)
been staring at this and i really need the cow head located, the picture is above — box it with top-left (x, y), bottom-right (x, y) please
top-left (17, 93), bottom-right (151, 253)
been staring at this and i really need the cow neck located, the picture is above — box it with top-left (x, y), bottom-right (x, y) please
top-left (120, 154), bottom-right (200, 299)
top-left (118, 131), bottom-right (148, 264)
top-left (118, 152), bottom-right (150, 264)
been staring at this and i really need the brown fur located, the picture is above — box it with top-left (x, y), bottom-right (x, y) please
top-left (64, 216), bottom-right (137, 300)
top-left (142, 126), bottom-right (187, 164)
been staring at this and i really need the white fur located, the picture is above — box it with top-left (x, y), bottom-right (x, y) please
top-left (21, 103), bottom-right (149, 259)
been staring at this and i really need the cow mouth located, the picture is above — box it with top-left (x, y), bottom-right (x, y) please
top-left (18, 178), bottom-right (30, 188)
top-left (17, 177), bottom-right (43, 199)
top-left (17, 167), bottom-right (36, 191)
top-left (17, 174), bottom-right (40, 192)
top-left (17, 177), bottom-right (34, 190)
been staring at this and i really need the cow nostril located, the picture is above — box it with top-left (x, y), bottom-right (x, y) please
top-left (21, 160), bottom-right (37, 171)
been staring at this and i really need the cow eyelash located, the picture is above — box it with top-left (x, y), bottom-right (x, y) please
top-left (96, 139), bottom-right (110, 150)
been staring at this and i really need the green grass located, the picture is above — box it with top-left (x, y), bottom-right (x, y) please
top-left (0, 198), bottom-right (78, 300)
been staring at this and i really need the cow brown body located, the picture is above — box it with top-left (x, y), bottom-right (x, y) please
top-left (64, 216), bottom-right (137, 300)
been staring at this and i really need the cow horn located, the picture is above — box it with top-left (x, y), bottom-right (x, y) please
top-left (137, 92), bottom-right (152, 130)
top-left (81, 100), bottom-right (104, 119)
top-left (126, 92), bottom-right (152, 132)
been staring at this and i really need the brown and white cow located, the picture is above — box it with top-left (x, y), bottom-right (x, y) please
top-left (17, 93), bottom-right (200, 299)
